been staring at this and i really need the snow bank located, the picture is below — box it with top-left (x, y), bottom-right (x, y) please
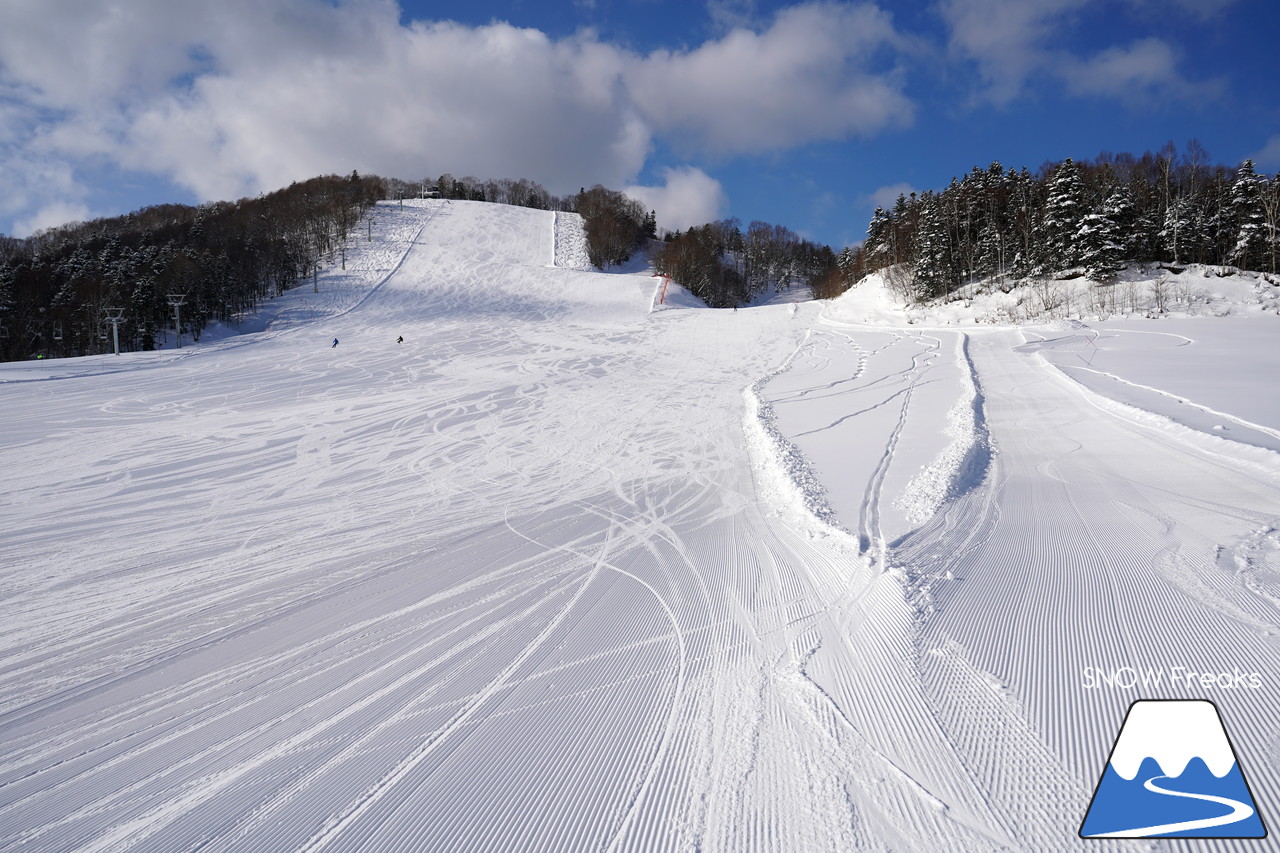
top-left (830, 263), bottom-right (1280, 329)
top-left (742, 331), bottom-right (847, 537)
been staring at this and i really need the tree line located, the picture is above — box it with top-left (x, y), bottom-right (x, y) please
top-left (384, 174), bottom-right (565, 209)
top-left (652, 219), bottom-right (846, 308)
top-left (0, 172), bottom-right (383, 361)
top-left (863, 142), bottom-right (1280, 303)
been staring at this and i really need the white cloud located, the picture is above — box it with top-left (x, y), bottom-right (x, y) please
top-left (14, 201), bottom-right (92, 237)
top-left (625, 166), bottom-right (728, 233)
top-left (0, 0), bottom-right (920, 234)
top-left (938, 0), bottom-right (1087, 105)
top-left (1062, 37), bottom-right (1210, 102)
top-left (0, 130), bottom-right (92, 236)
top-left (111, 18), bottom-right (654, 203)
top-left (1253, 135), bottom-right (1280, 170)
top-left (630, 3), bottom-right (913, 153)
top-left (864, 182), bottom-right (916, 211)
top-left (706, 0), bottom-right (761, 32)
top-left (938, 0), bottom-right (1214, 106)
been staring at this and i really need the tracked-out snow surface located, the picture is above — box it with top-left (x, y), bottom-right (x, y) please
top-left (3, 200), bottom-right (1280, 851)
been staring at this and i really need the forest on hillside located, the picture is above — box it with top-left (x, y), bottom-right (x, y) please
top-left (652, 220), bottom-right (848, 309)
top-left (0, 174), bottom-right (659, 362)
top-left (0, 173), bottom-right (384, 362)
top-left (863, 142), bottom-right (1280, 303)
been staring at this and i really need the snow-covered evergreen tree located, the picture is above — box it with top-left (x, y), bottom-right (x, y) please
top-left (1160, 197), bottom-right (1192, 264)
top-left (1040, 159), bottom-right (1086, 274)
top-left (911, 192), bottom-right (955, 299)
top-left (1228, 159), bottom-right (1267, 270)
top-left (1008, 167), bottom-right (1040, 279)
top-left (974, 221), bottom-right (1005, 284)
top-left (864, 206), bottom-right (892, 270)
top-left (1077, 193), bottom-right (1124, 282)
top-left (836, 246), bottom-right (860, 282)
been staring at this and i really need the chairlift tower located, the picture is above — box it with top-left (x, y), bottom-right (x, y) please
top-left (103, 308), bottom-right (125, 356)
top-left (167, 293), bottom-right (187, 349)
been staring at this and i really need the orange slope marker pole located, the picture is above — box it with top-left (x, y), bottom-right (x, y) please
top-left (651, 272), bottom-right (670, 305)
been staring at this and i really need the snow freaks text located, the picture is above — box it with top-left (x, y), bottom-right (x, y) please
top-left (1082, 666), bottom-right (1263, 690)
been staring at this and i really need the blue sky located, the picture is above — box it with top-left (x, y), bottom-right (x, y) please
top-left (2, 0), bottom-right (1278, 248)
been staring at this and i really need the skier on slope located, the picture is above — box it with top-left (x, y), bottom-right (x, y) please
top-left (397, 336), bottom-right (403, 344)
top-left (332, 338), bottom-right (339, 348)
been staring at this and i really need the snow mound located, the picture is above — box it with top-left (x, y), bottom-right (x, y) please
top-left (742, 332), bottom-right (845, 533)
top-left (552, 211), bottom-right (592, 271)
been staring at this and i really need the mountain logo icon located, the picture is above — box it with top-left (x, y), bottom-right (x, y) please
top-left (1080, 699), bottom-right (1267, 839)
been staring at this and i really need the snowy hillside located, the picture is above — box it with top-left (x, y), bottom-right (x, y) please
top-left (834, 263), bottom-right (1280, 327)
top-left (3, 199), bottom-right (1280, 851)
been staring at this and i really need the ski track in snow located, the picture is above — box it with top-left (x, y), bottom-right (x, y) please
top-left (2, 200), bottom-right (1280, 851)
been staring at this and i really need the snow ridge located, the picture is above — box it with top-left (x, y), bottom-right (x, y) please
top-left (743, 331), bottom-right (845, 533)
top-left (894, 333), bottom-right (991, 525)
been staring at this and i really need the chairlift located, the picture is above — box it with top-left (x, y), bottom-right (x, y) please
top-left (52, 322), bottom-right (63, 341)
top-left (0, 324), bottom-right (8, 340)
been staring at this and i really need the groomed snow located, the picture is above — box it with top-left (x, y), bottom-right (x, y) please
top-left (3, 200), bottom-right (1280, 851)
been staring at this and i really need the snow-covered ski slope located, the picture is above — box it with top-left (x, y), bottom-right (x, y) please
top-left (3, 199), bottom-right (1280, 851)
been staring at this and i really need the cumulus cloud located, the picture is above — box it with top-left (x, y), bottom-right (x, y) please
top-left (116, 18), bottom-right (653, 203)
top-left (0, 130), bottom-right (91, 235)
top-left (630, 3), bottom-right (913, 153)
top-left (938, 0), bottom-right (1087, 105)
top-left (1061, 37), bottom-right (1219, 102)
top-left (939, 0), bottom-right (1216, 106)
top-left (625, 166), bottom-right (728, 233)
top-left (0, 0), bottom-right (918, 234)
